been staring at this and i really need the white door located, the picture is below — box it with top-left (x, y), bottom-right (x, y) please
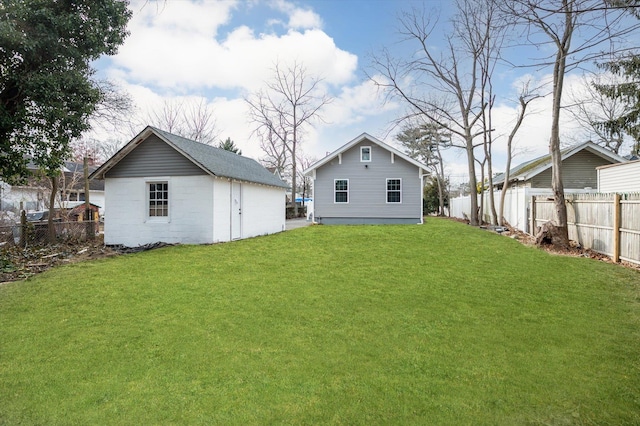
top-left (231, 181), bottom-right (242, 240)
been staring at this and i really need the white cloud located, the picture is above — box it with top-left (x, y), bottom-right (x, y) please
top-left (271, 0), bottom-right (323, 30)
top-left (323, 77), bottom-right (398, 127)
top-left (108, 2), bottom-right (354, 92)
top-left (288, 9), bottom-right (323, 30)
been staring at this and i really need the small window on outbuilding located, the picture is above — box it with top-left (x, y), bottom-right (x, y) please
top-left (149, 181), bottom-right (169, 217)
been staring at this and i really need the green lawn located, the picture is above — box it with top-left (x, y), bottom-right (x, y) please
top-left (1, 219), bottom-right (639, 425)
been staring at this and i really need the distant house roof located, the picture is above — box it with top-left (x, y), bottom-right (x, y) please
top-left (90, 126), bottom-right (288, 189)
top-left (15, 160), bottom-right (104, 191)
top-left (493, 141), bottom-right (626, 185)
top-left (62, 161), bottom-right (104, 191)
top-left (303, 132), bottom-right (430, 175)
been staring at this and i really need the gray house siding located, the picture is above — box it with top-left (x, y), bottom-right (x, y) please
top-left (313, 141), bottom-right (422, 224)
top-left (105, 135), bottom-right (206, 178)
top-left (530, 150), bottom-right (612, 189)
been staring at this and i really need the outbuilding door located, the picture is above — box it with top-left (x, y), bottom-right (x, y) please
top-left (231, 181), bottom-right (242, 240)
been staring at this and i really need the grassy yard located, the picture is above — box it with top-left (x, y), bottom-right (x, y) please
top-left (1, 218), bottom-right (639, 425)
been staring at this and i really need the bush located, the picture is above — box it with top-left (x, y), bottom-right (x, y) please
top-left (286, 205), bottom-right (307, 219)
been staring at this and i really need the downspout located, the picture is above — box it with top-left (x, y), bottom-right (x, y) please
top-left (420, 171), bottom-right (425, 224)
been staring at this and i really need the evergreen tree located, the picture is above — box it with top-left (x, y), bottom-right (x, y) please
top-left (218, 137), bottom-right (242, 155)
top-left (594, 55), bottom-right (640, 156)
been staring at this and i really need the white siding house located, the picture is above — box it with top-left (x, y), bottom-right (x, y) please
top-left (90, 126), bottom-right (287, 246)
top-left (304, 133), bottom-right (429, 224)
top-left (597, 160), bottom-right (640, 193)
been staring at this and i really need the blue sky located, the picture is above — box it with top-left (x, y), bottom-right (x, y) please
top-left (92, 0), bottom-right (635, 183)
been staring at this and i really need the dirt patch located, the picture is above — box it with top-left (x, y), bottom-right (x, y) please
top-left (480, 223), bottom-right (640, 271)
top-left (0, 238), bottom-right (120, 283)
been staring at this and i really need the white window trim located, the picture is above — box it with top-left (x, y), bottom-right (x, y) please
top-left (145, 177), bottom-right (170, 222)
top-left (386, 178), bottom-right (402, 204)
top-left (360, 146), bottom-right (372, 162)
top-left (334, 178), bottom-right (349, 204)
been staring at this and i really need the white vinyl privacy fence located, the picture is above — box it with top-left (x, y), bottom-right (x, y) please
top-left (451, 190), bottom-right (640, 265)
top-left (533, 193), bottom-right (640, 265)
top-left (450, 188), bottom-right (554, 233)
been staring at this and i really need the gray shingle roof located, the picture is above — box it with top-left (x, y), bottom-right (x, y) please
top-left (151, 128), bottom-right (287, 188)
top-left (91, 126), bottom-right (288, 188)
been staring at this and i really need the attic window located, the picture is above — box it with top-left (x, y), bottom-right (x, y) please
top-left (361, 146), bottom-right (371, 162)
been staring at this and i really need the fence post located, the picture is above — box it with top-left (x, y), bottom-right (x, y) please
top-left (84, 157), bottom-right (94, 241)
top-left (20, 209), bottom-right (26, 247)
top-left (530, 195), bottom-right (536, 236)
top-left (612, 193), bottom-right (621, 263)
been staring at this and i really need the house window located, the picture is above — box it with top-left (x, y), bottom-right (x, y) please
top-left (335, 179), bottom-right (349, 203)
top-left (387, 178), bottom-right (401, 203)
top-left (361, 146), bottom-right (371, 162)
top-left (149, 181), bottom-right (169, 217)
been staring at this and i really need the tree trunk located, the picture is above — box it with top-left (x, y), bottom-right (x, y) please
top-left (548, 23), bottom-right (570, 247)
top-left (466, 137), bottom-right (479, 226)
top-left (478, 160), bottom-right (485, 225)
top-left (48, 176), bottom-right (58, 244)
top-left (435, 144), bottom-right (446, 216)
top-left (291, 136), bottom-right (298, 217)
top-left (436, 175), bottom-right (445, 216)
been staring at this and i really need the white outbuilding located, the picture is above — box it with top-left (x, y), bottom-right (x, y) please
top-left (90, 126), bottom-right (287, 247)
top-left (597, 159), bottom-right (640, 193)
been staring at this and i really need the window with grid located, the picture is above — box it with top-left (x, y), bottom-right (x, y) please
top-left (149, 182), bottom-right (169, 217)
top-left (335, 179), bottom-right (349, 203)
top-left (360, 146), bottom-right (371, 162)
top-left (386, 178), bottom-right (401, 203)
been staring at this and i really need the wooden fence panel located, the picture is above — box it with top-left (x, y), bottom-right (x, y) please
top-left (533, 193), bottom-right (640, 265)
top-left (620, 194), bottom-right (640, 264)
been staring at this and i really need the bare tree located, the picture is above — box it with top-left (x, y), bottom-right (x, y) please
top-left (370, 0), bottom-right (501, 226)
top-left (502, 0), bottom-right (640, 246)
top-left (144, 98), bottom-right (220, 145)
top-left (499, 82), bottom-right (541, 226)
top-left (246, 61), bottom-right (332, 215)
top-left (296, 152), bottom-right (317, 211)
top-left (182, 98), bottom-right (220, 144)
top-left (91, 79), bottom-right (134, 133)
top-left (259, 126), bottom-right (290, 181)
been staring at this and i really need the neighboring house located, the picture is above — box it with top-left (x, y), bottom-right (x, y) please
top-left (492, 141), bottom-right (625, 191)
top-left (451, 141), bottom-right (626, 232)
top-left (0, 160), bottom-right (104, 213)
top-left (303, 133), bottom-right (429, 224)
top-left (597, 159), bottom-right (640, 193)
top-left (90, 126), bottom-right (288, 246)
top-left (59, 161), bottom-right (105, 214)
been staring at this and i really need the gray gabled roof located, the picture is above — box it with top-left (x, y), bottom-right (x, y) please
top-left (303, 132), bottom-right (430, 175)
top-left (90, 126), bottom-right (288, 189)
top-left (493, 141), bottom-right (626, 185)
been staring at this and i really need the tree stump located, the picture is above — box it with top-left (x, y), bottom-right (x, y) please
top-left (535, 221), bottom-right (569, 248)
